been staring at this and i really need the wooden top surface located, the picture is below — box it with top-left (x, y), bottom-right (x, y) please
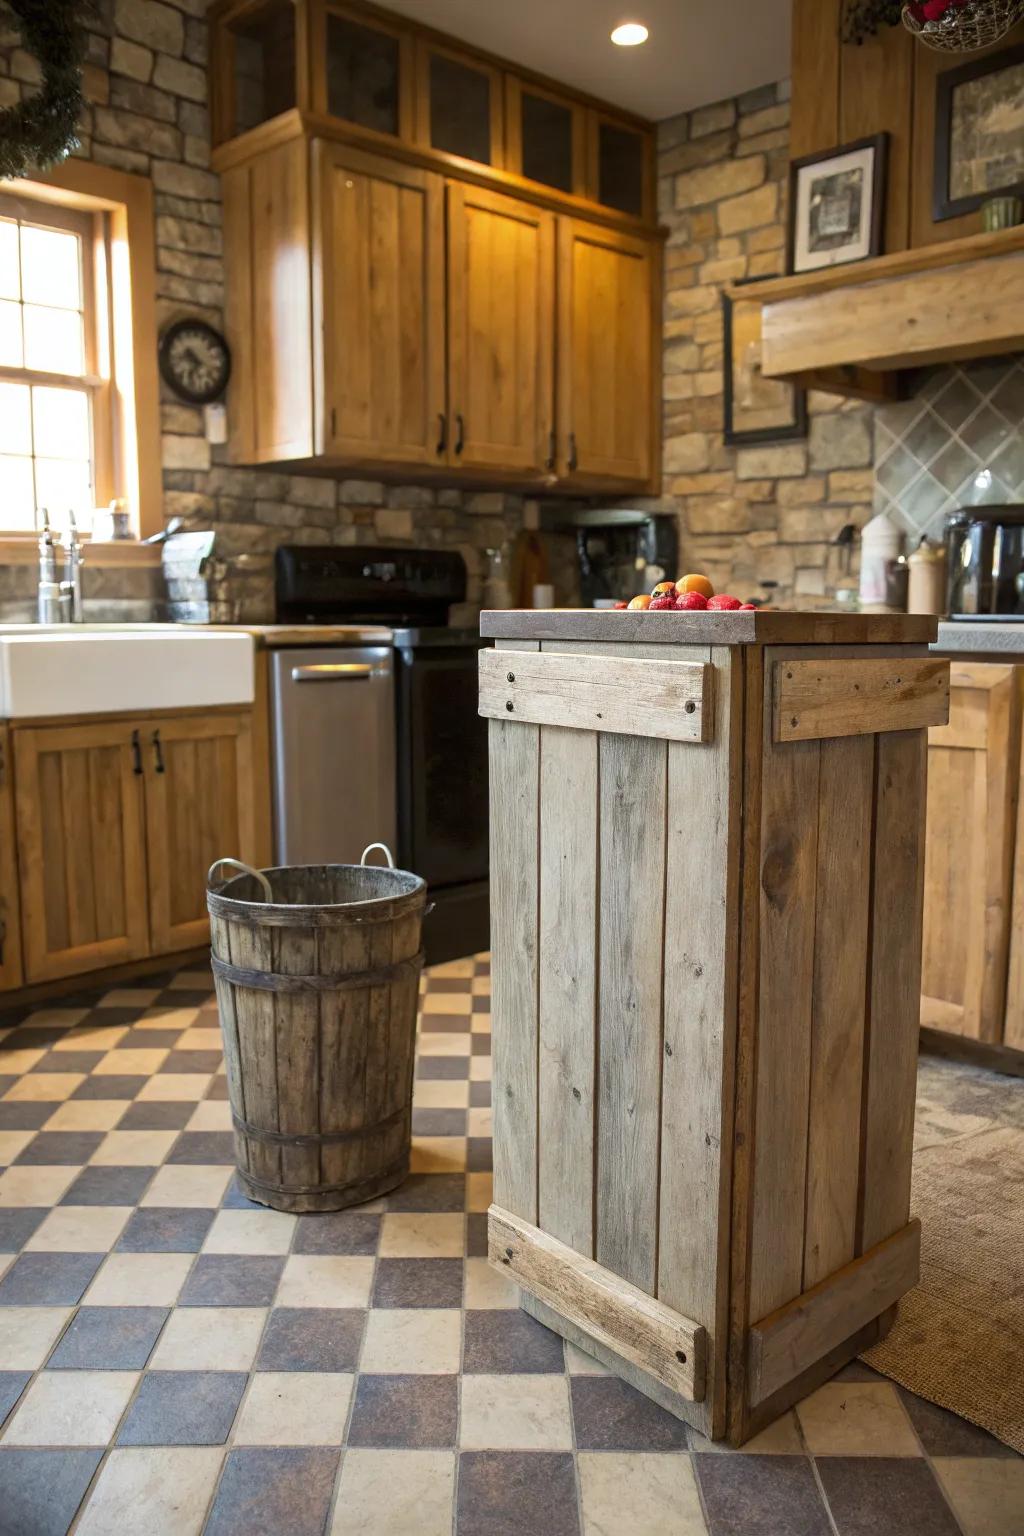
top-left (481, 609), bottom-right (939, 646)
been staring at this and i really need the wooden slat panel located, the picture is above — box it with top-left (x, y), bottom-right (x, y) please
top-left (860, 731), bottom-right (927, 1252)
top-left (273, 926), bottom-right (322, 1195)
top-left (0, 725), bottom-right (23, 990)
top-left (596, 732), bottom-right (666, 1293)
top-left (538, 723), bottom-right (598, 1255)
top-left (480, 648), bottom-right (711, 742)
top-left (61, 749), bottom-right (98, 948)
top-left (227, 918), bottom-right (281, 1193)
top-left (90, 746), bottom-right (126, 944)
top-left (251, 136), bottom-right (311, 459)
top-left (789, 0), bottom-right (840, 158)
top-left (489, 714), bottom-right (540, 1222)
top-left (749, 1220), bottom-right (920, 1407)
top-left (38, 749), bottom-right (70, 957)
top-left (773, 658), bottom-right (949, 743)
top-left (803, 734), bottom-right (873, 1288)
top-left (838, 27), bottom-right (914, 253)
top-left (489, 1204), bottom-right (705, 1402)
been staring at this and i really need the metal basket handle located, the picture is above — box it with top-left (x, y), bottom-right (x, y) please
top-left (207, 858), bottom-right (273, 902)
top-left (360, 842), bottom-right (396, 869)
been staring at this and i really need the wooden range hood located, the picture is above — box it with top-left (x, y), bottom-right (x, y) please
top-left (745, 225), bottom-right (1024, 401)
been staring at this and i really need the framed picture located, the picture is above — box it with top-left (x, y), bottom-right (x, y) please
top-left (787, 133), bottom-right (888, 274)
top-left (933, 44), bottom-right (1024, 222)
top-left (722, 278), bottom-right (807, 447)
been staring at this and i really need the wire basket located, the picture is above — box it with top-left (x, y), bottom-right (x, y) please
top-left (902, 0), bottom-right (1024, 50)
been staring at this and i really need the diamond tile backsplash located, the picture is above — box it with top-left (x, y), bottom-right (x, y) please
top-left (874, 356), bottom-right (1024, 541)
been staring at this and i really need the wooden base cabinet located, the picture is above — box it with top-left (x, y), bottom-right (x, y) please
top-left (0, 725), bottom-right (24, 991)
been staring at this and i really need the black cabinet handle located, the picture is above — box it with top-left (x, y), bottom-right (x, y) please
top-left (152, 729), bottom-right (166, 774)
top-left (568, 431), bottom-right (578, 473)
top-left (131, 729), bottom-right (143, 775)
top-left (436, 412), bottom-right (447, 454)
top-left (454, 413), bottom-right (464, 456)
top-left (544, 430), bottom-right (555, 472)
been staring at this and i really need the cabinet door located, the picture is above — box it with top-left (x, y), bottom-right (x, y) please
top-left (587, 111), bottom-right (652, 220)
top-left (13, 720), bottom-right (150, 983)
top-left (446, 182), bottom-right (555, 476)
top-left (313, 1), bottom-right (413, 140)
top-left (0, 725), bottom-right (23, 990)
top-left (415, 40), bottom-right (503, 167)
top-left (316, 141), bottom-right (446, 467)
top-left (505, 76), bottom-right (584, 197)
top-left (921, 664), bottom-right (1020, 1042)
top-left (143, 712), bottom-right (255, 956)
top-left (556, 219), bottom-right (655, 488)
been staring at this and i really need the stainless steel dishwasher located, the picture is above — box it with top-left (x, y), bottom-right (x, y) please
top-left (268, 644), bottom-right (397, 865)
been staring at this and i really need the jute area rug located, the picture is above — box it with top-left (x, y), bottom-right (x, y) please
top-left (863, 1053), bottom-right (1024, 1454)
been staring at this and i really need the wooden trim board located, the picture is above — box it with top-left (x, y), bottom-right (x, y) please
top-left (481, 610), bottom-right (938, 646)
top-left (773, 658), bottom-right (949, 742)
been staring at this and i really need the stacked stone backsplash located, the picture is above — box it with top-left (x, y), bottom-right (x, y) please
top-left (656, 86), bottom-right (875, 602)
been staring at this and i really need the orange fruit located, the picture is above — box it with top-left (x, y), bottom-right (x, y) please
top-left (651, 581), bottom-right (676, 597)
top-left (675, 573), bottom-right (714, 600)
top-left (627, 594), bottom-right (652, 610)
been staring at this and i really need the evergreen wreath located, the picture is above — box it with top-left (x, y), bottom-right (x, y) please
top-left (0, 0), bottom-right (89, 180)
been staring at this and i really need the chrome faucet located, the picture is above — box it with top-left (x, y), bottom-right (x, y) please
top-left (36, 511), bottom-right (63, 624)
top-left (61, 509), bottom-right (85, 623)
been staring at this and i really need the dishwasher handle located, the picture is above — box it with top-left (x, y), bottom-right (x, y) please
top-left (290, 662), bottom-right (381, 683)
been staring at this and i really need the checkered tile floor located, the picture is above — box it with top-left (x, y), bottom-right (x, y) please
top-left (0, 954), bottom-right (1021, 1535)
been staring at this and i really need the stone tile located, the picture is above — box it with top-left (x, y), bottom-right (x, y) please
top-left (695, 1454), bottom-right (832, 1536)
top-left (162, 1053), bottom-right (223, 1078)
top-left (256, 1308), bottom-right (365, 1373)
top-left (180, 1254), bottom-right (284, 1306)
top-left (0, 1102), bottom-right (56, 1131)
top-left (167, 1130), bottom-right (236, 1164)
top-left (90, 1129), bottom-right (179, 1166)
top-left (117, 1100), bottom-right (196, 1131)
top-left (416, 1056), bottom-right (470, 1081)
top-left (277, 1255), bottom-right (373, 1309)
top-left (0, 1448), bottom-right (103, 1536)
top-left (816, 1456), bottom-right (962, 1536)
top-left (466, 1213), bottom-right (488, 1257)
top-left (94, 1048), bottom-right (169, 1077)
top-left (83, 1252), bottom-right (193, 1307)
top-left (0, 1208), bottom-right (47, 1251)
top-left (330, 1448), bottom-right (455, 1536)
top-left (75, 1446), bottom-right (223, 1536)
top-left (135, 1074), bottom-right (212, 1102)
top-left (48, 1306), bottom-right (168, 1370)
top-left (202, 1208), bottom-right (296, 1255)
top-left (372, 1258), bottom-right (463, 1309)
top-left (379, 1212), bottom-right (464, 1258)
top-left (116, 1207), bottom-right (215, 1252)
top-left (349, 1374), bottom-right (458, 1449)
top-left (3, 1370), bottom-right (137, 1446)
top-left (466, 1172), bottom-right (492, 1212)
top-left (410, 1136), bottom-right (467, 1173)
top-left (463, 1308), bottom-right (566, 1374)
top-left (0, 1373), bottom-right (30, 1426)
top-left (72, 1074), bottom-right (149, 1100)
top-left (795, 1382), bottom-right (921, 1457)
top-left (463, 1256), bottom-right (516, 1309)
top-left (460, 1374), bottom-right (573, 1450)
top-left (570, 1377), bottom-right (689, 1452)
top-left (62, 1166), bottom-right (155, 1206)
top-left (234, 1371), bottom-right (353, 1445)
top-left (14, 1130), bottom-right (104, 1165)
top-left (690, 1410), bottom-right (804, 1454)
top-left (150, 1306), bottom-right (266, 1372)
top-left (0, 1307), bottom-right (73, 1369)
top-left (204, 1447), bottom-right (340, 1536)
top-left (0, 1251), bottom-right (104, 1306)
top-left (43, 1100), bottom-right (127, 1132)
top-left (118, 1370), bottom-right (246, 1446)
top-left (4, 1074), bottom-right (86, 1103)
top-left (0, 1130), bottom-right (33, 1164)
top-left (24, 1205), bottom-right (132, 1253)
top-left (360, 1308), bottom-right (461, 1374)
top-left (139, 1164), bottom-right (233, 1208)
top-left (0, 1166), bottom-right (77, 1206)
top-left (32, 1051), bottom-right (106, 1076)
top-left (564, 1343), bottom-right (611, 1377)
top-left (292, 1212), bottom-right (381, 1255)
top-left (933, 1457), bottom-right (1024, 1536)
top-left (579, 1451), bottom-right (707, 1535)
top-left (899, 1391), bottom-right (1017, 1458)
top-left (185, 1099), bottom-right (232, 1131)
top-left (410, 1080), bottom-right (470, 1110)
top-left (457, 1450), bottom-right (579, 1536)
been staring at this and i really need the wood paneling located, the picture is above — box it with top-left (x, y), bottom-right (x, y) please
top-left (839, 27), bottom-right (914, 253)
top-left (789, 0), bottom-right (840, 158)
top-left (773, 657), bottom-right (949, 742)
top-left (479, 648), bottom-right (710, 741)
top-left (221, 160), bottom-right (256, 461)
top-left (251, 136), bottom-right (313, 459)
top-left (0, 725), bottom-right (23, 990)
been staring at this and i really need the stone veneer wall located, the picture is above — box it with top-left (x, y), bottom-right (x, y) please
top-left (656, 85), bottom-right (876, 601)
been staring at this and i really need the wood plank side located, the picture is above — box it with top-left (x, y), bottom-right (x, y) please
top-left (749, 1220), bottom-right (921, 1407)
top-left (489, 1203), bottom-right (705, 1402)
top-left (596, 731), bottom-right (666, 1293)
top-left (538, 723), bottom-right (598, 1256)
top-left (789, 0), bottom-right (840, 158)
top-left (773, 658), bottom-right (949, 743)
top-left (860, 730), bottom-right (928, 1252)
top-left (479, 648), bottom-right (710, 742)
top-left (0, 724), bottom-right (23, 990)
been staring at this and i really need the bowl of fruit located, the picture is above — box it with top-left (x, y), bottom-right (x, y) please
top-left (613, 574), bottom-right (755, 613)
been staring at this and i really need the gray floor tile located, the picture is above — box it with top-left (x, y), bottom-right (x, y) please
top-left (0, 1448), bottom-right (102, 1536)
top-left (695, 1454), bottom-right (832, 1536)
top-left (899, 1390), bottom-right (1017, 1458)
top-left (385, 1174), bottom-right (467, 1212)
top-left (117, 1370), bottom-right (246, 1445)
top-left (0, 1103), bottom-right (53, 1131)
top-left (457, 1450), bottom-right (579, 1536)
top-left (48, 1307), bottom-right (169, 1370)
top-left (0, 1374), bottom-right (30, 1427)
top-left (292, 1213), bottom-right (380, 1256)
top-left (463, 1309), bottom-right (566, 1374)
top-left (167, 1131), bottom-right (235, 1164)
top-left (0, 1252), bottom-right (104, 1306)
top-left (116, 1208), bottom-right (215, 1253)
top-left (412, 1108), bottom-right (469, 1136)
top-left (61, 1167), bottom-right (155, 1206)
top-left (256, 1308), bottom-right (365, 1372)
top-left (179, 1254), bottom-right (284, 1306)
top-left (13, 1131), bottom-right (105, 1165)
top-left (816, 1456), bottom-right (963, 1536)
top-left (348, 1374), bottom-right (458, 1448)
top-left (570, 1376), bottom-right (689, 1451)
top-left (372, 1258), bottom-right (463, 1308)
top-left (117, 1101), bottom-right (196, 1132)
top-left (71, 1076), bottom-right (148, 1100)
top-left (0, 1208), bottom-right (47, 1252)
top-left (204, 1447), bottom-right (340, 1536)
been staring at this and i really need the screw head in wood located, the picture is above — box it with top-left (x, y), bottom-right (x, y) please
top-left (684, 700), bottom-right (696, 714)
top-left (506, 671), bottom-right (515, 683)
top-left (505, 700), bottom-right (514, 712)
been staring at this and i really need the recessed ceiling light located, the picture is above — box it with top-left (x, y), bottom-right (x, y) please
top-left (611, 20), bottom-right (649, 45)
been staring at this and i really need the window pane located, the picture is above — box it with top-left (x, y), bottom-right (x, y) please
top-left (0, 454), bottom-right (35, 528)
top-left (32, 386), bottom-right (90, 460)
top-left (0, 381), bottom-right (31, 454)
top-left (34, 458), bottom-right (93, 529)
top-left (0, 220), bottom-right (19, 300)
top-left (326, 14), bottom-right (400, 136)
top-left (23, 304), bottom-right (84, 374)
top-left (0, 298), bottom-right (22, 366)
top-left (428, 52), bottom-right (492, 164)
top-left (20, 225), bottom-right (81, 309)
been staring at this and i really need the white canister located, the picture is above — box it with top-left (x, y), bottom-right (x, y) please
top-left (859, 512), bottom-right (903, 609)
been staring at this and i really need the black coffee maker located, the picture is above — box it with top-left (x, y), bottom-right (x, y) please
top-left (555, 508), bottom-right (678, 606)
top-left (946, 506), bottom-right (1024, 616)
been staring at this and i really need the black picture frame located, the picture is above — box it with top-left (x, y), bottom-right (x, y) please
top-left (933, 43), bottom-right (1024, 222)
top-left (786, 132), bottom-right (888, 275)
top-left (722, 278), bottom-right (807, 447)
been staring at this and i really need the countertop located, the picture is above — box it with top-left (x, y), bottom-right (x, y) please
top-left (933, 621), bottom-right (1024, 658)
top-left (481, 609), bottom-right (939, 646)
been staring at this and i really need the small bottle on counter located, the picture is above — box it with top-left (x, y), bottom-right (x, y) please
top-left (859, 511), bottom-right (903, 611)
top-left (907, 537), bottom-right (947, 616)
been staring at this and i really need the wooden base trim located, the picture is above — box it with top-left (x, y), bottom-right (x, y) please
top-left (746, 1219), bottom-right (920, 1408)
top-left (479, 650), bottom-right (711, 743)
top-left (920, 1025), bottom-right (1024, 1079)
top-left (773, 659), bottom-right (949, 743)
top-left (488, 1204), bottom-right (706, 1402)
top-left (0, 946), bottom-right (210, 1012)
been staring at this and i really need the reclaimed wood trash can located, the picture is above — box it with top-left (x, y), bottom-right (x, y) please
top-left (207, 851), bottom-right (426, 1213)
top-left (480, 609), bottom-right (949, 1445)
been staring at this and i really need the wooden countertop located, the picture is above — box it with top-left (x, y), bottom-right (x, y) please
top-left (219, 625), bottom-right (394, 648)
top-left (481, 609), bottom-right (939, 646)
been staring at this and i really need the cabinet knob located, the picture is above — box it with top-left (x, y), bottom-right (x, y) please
top-left (131, 729), bottom-right (143, 776)
top-left (436, 412), bottom-right (447, 454)
top-left (152, 730), bottom-right (166, 775)
top-left (454, 414), bottom-right (464, 456)
top-left (568, 432), bottom-right (578, 473)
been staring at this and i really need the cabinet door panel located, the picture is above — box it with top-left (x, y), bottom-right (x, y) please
top-left (13, 721), bottom-right (149, 983)
top-left (416, 41), bottom-right (503, 168)
top-left (144, 712), bottom-right (255, 956)
top-left (557, 219), bottom-right (655, 488)
top-left (0, 725), bottom-right (23, 989)
top-left (446, 182), bottom-right (555, 476)
top-left (317, 142), bottom-right (445, 466)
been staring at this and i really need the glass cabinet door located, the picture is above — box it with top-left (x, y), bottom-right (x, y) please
top-left (417, 43), bottom-right (502, 167)
top-left (591, 115), bottom-right (649, 218)
top-left (320, 6), bottom-right (410, 139)
top-left (216, 0), bottom-right (297, 142)
top-left (507, 78), bottom-right (582, 196)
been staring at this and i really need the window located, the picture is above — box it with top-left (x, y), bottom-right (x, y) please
top-left (0, 195), bottom-right (111, 536)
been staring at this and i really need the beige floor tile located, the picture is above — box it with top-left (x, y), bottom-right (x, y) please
top-left (469, 1057), bottom-right (490, 1082)
top-left (135, 1074), bottom-right (212, 1102)
top-left (3, 1370), bottom-right (138, 1446)
top-left (150, 1306), bottom-right (266, 1371)
top-left (0, 1048), bottom-right (46, 1075)
top-left (43, 1099), bottom-right (127, 1131)
top-left (185, 1099), bottom-right (233, 1132)
top-left (202, 1208), bottom-right (296, 1256)
top-left (564, 1343), bottom-right (611, 1377)
top-left (467, 1108), bottom-right (492, 1140)
top-left (75, 1446), bottom-right (224, 1536)
top-left (464, 1257), bottom-right (516, 1309)
top-left (0, 1307), bottom-right (73, 1369)
top-left (176, 1028), bottom-right (223, 1052)
top-left (51, 1024), bottom-right (130, 1052)
top-left (796, 1381), bottom-right (921, 1456)
top-left (167, 972), bottom-right (214, 991)
top-left (331, 1450), bottom-right (455, 1536)
top-left (379, 1213), bottom-right (464, 1259)
top-left (233, 1371), bottom-right (353, 1445)
top-left (470, 1013), bottom-right (491, 1032)
top-left (25, 1205), bottom-right (132, 1253)
top-left (277, 1256), bottom-right (374, 1308)
top-left (412, 1079), bottom-right (470, 1110)
top-left (360, 1309), bottom-right (461, 1374)
top-left (90, 1129), bottom-right (180, 1166)
top-left (3, 1074), bottom-right (85, 1102)
top-left (427, 959), bottom-right (475, 979)
top-left (416, 1033), bottom-right (472, 1058)
top-left (20, 1007), bottom-right (91, 1029)
top-left (459, 1374), bottom-right (573, 1450)
top-left (0, 1165), bottom-right (77, 1206)
top-left (933, 1457), bottom-right (1024, 1536)
top-left (0, 1130), bottom-right (34, 1163)
top-left (579, 1452), bottom-right (706, 1536)
top-left (411, 1137), bottom-right (467, 1174)
top-left (132, 1006), bottom-right (201, 1030)
top-left (466, 1173), bottom-right (492, 1213)
top-left (690, 1410), bottom-right (803, 1454)
top-left (94, 1048), bottom-right (170, 1076)
top-left (84, 1252), bottom-right (194, 1307)
top-left (140, 1164), bottom-right (233, 1208)
top-left (420, 993), bottom-right (473, 1015)
top-left (97, 989), bottom-right (162, 1009)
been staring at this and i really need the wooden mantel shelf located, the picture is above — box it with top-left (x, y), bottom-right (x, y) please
top-left (738, 226), bottom-right (1024, 391)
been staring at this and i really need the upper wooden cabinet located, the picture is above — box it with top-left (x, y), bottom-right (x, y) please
top-left (314, 2), bottom-right (413, 141)
top-left (416, 39), bottom-right (503, 169)
top-left (505, 79), bottom-right (584, 199)
top-left (211, 0), bottom-right (299, 146)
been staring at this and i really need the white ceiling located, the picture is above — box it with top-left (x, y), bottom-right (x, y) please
top-left (377, 0), bottom-right (792, 121)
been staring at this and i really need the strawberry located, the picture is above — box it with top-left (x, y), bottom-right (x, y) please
top-left (706, 594), bottom-right (742, 610)
top-left (738, 603), bottom-right (756, 610)
top-left (674, 591), bottom-right (708, 610)
top-left (613, 600), bottom-right (628, 609)
top-left (649, 594), bottom-right (676, 610)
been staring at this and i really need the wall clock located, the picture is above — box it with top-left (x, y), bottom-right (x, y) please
top-left (158, 318), bottom-right (232, 404)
